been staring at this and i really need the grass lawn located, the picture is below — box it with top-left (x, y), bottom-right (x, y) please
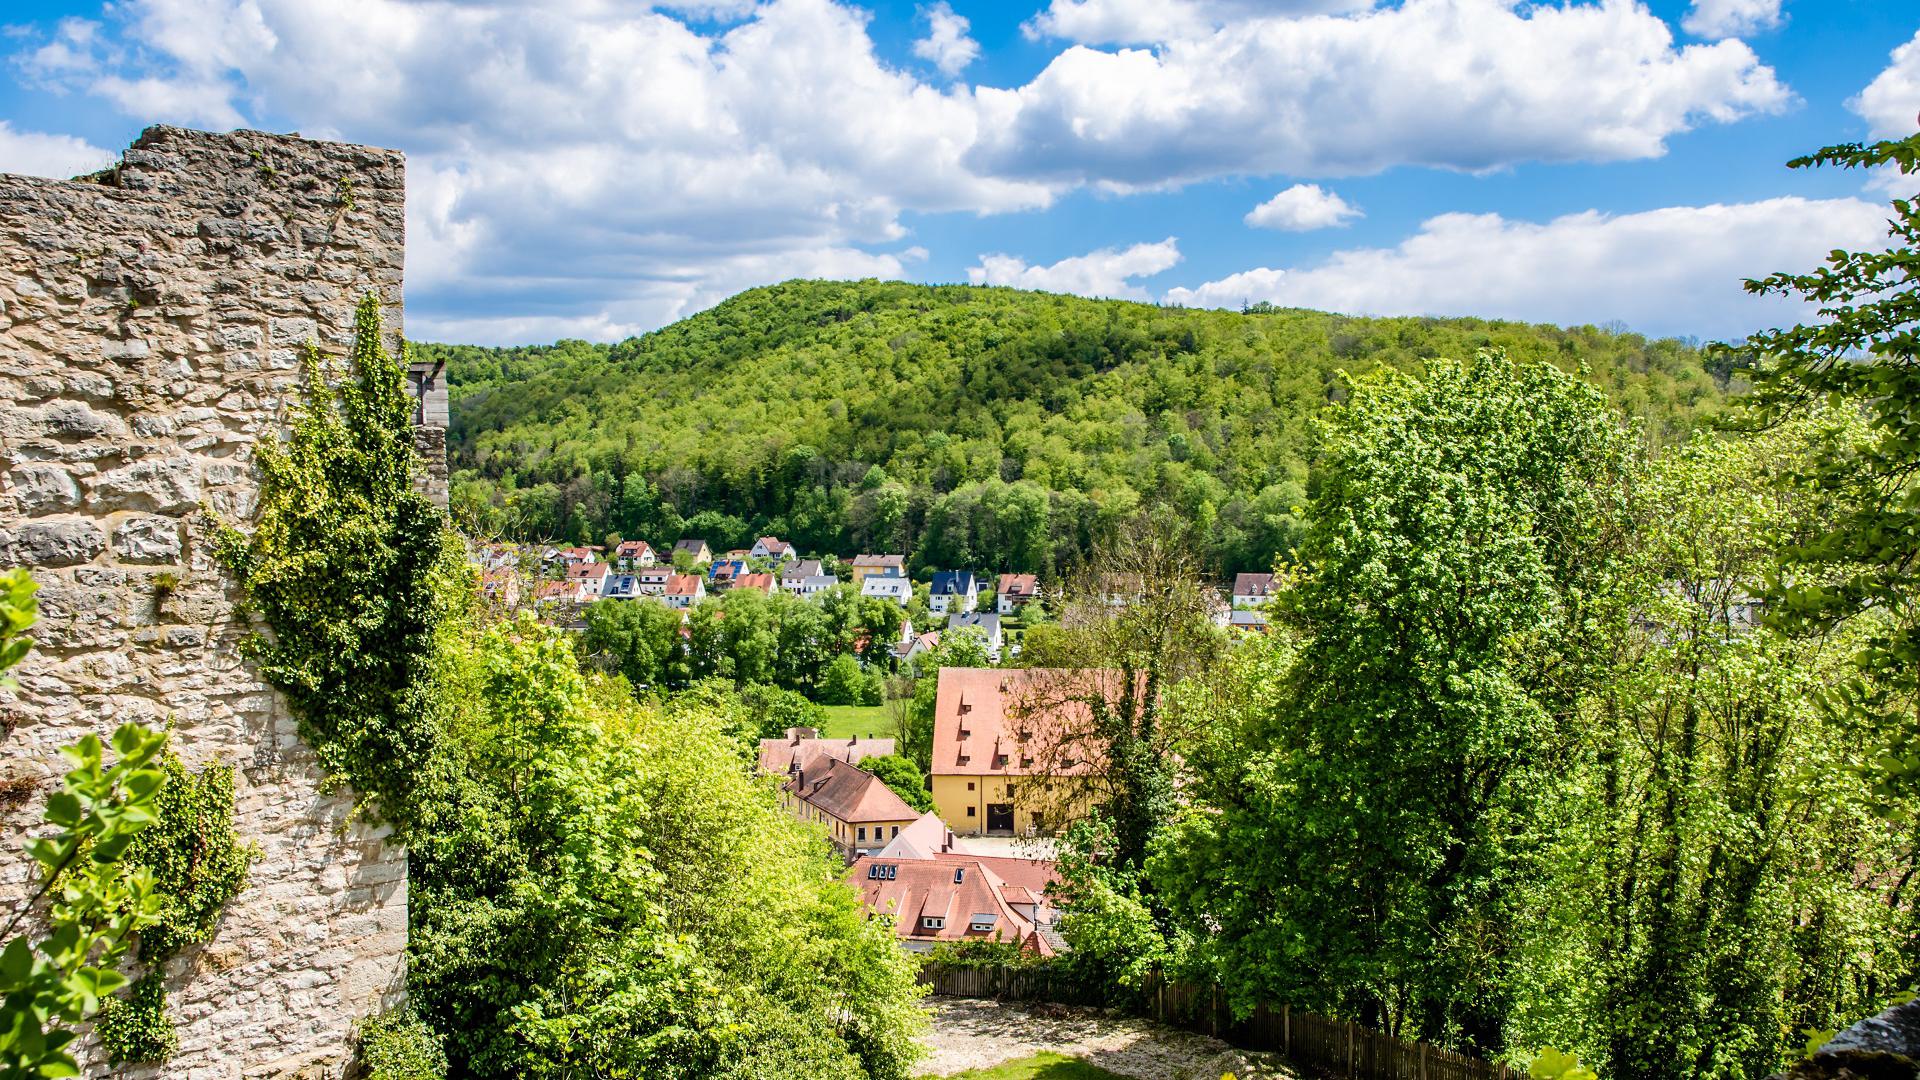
top-left (815, 703), bottom-right (893, 739)
top-left (931, 1052), bottom-right (1130, 1080)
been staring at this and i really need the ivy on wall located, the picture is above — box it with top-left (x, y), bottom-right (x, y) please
top-left (217, 293), bottom-right (468, 833)
top-left (94, 752), bottom-right (257, 1064)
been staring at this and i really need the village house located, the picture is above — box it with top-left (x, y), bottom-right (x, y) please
top-left (709, 558), bottom-right (746, 588)
top-left (782, 756), bottom-right (921, 859)
top-left (928, 571), bottom-right (981, 615)
top-left (566, 561), bottom-right (612, 604)
top-left (850, 824), bottom-right (1062, 954)
top-left (928, 667), bottom-right (1098, 837)
top-left (996, 573), bottom-right (1041, 615)
top-left (758, 728), bottom-right (896, 775)
top-left (634, 565), bottom-right (674, 596)
top-left (475, 542), bottom-right (523, 573)
top-left (781, 558), bottom-right (823, 586)
top-left (615, 539), bottom-right (657, 568)
top-left (673, 539), bottom-right (712, 564)
top-left (750, 536), bottom-right (796, 562)
top-left (849, 553), bottom-right (906, 586)
top-left (601, 573), bottom-right (644, 601)
top-left (665, 574), bottom-right (706, 609)
top-left (532, 580), bottom-right (572, 606)
top-left (792, 574), bottom-right (839, 597)
top-left (947, 612), bottom-right (1003, 662)
top-left (861, 575), bottom-right (912, 606)
top-left (1232, 572), bottom-right (1276, 607)
top-left (890, 619), bottom-right (940, 663)
top-left (478, 569), bottom-right (522, 608)
top-left (544, 544), bottom-right (602, 574)
top-left (1228, 609), bottom-right (1270, 633)
top-left (733, 572), bottom-right (777, 596)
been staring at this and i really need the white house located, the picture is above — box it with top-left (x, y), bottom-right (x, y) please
top-left (665, 574), bottom-right (706, 609)
top-left (947, 612), bottom-right (1003, 661)
top-left (602, 573), bottom-right (644, 601)
top-left (861, 575), bottom-right (912, 606)
top-left (996, 574), bottom-right (1040, 615)
top-left (1232, 572), bottom-right (1276, 608)
top-left (928, 571), bottom-right (980, 615)
top-left (750, 536), bottom-right (797, 562)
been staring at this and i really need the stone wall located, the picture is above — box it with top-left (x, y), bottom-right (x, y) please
top-left (0, 126), bottom-right (423, 1078)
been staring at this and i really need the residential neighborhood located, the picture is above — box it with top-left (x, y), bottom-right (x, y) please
top-left (468, 532), bottom-right (1270, 955)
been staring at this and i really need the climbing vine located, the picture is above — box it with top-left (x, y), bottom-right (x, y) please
top-left (94, 752), bottom-right (257, 1064)
top-left (216, 292), bottom-right (468, 832)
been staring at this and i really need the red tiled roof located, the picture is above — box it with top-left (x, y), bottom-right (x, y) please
top-left (997, 573), bottom-right (1039, 597)
top-left (567, 562), bottom-right (610, 581)
top-left (853, 554), bottom-right (906, 569)
top-left (1233, 572), bottom-right (1276, 598)
top-left (666, 574), bottom-right (702, 596)
top-left (929, 667), bottom-right (1105, 778)
top-left (758, 735), bottom-right (896, 775)
top-left (850, 854), bottom-right (1049, 952)
top-left (734, 572), bottom-right (776, 594)
top-left (786, 757), bottom-right (919, 824)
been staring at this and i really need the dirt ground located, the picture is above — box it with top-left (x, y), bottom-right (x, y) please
top-left (916, 996), bottom-right (1299, 1080)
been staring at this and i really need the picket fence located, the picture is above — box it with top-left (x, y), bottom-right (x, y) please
top-left (918, 966), bottom-right (1514, 1080)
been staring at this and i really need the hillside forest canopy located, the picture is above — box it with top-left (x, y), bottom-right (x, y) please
top-left (426, 284), bottom-right (1732, 575)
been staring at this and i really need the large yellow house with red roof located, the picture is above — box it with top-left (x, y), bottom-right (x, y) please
top-left (928, 667), bottom-right (1101, 837)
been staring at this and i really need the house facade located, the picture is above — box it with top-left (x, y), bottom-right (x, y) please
top-left (567, 561), bottom-right (612, 604)
top-left (928, 571), bottom-right (980, 614)
top-left (782, 756), bottom-right (921, 859)
top-left (1232, 572), bottom-right (1276, 607)
top-left (850, 553), bottom-right (906, 586)
top-left (750, 536), bottom-right (796, 561)
top-left (996, 573), bottom-right (1041, 614)
top-left (927, 667), bottom-right (1096, 838)
top-left (861, 575), bottom-right (912, 606)
top-left (665, 574), bottom-right (705, 609)
top-left (615, 540), bottom-right (657, 568)
top-left (673, 539), bottom-right (712, 564)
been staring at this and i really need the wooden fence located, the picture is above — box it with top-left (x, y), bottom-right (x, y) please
top-left (919, 966), bottom-right (1514, 1080)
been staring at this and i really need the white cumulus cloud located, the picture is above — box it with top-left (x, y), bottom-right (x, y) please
top-left (969, 238), bottom-right (1182, 299)
top-left (974, 0), bottom-right (1790, 188)
top-left (1165, 197), bottom-right (1890, 339)
top-left (1246, 184), bottom-right (1362, 230)
top-left (10, 0), bottom-right (1798, 342)
top-left (0, 121), bottom-right (116, 179)
top-left (1681, 0), bottom-right (1783, 40)
top-left (913, 2), bottom-right (980, 77)
top-left (1025, 0), bottom-right (1374, 45)
top-left (1852, 29), bottom-right (1920, 139)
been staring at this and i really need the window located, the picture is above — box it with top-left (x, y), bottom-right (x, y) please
top-left (871, 864), bottom-right (896, 880)
top-left (891, 826), bottom-right (900, 837)
top-left (970, 919), bottom-right (996, 932)
top-left (966, 807), bottom-right (976, 817)
top-left (994, 754), bottom-right (1008, 768)
top-left (922, 917), bottom-right (944, 930)
top-left (967, 782), bottom-right (975, 791)
top-left (857, 827), bottom-right (867, 842)
top-left (867, 865), bottom-right (879, 879)
top-left (953, 867), bottom-right (965, 883)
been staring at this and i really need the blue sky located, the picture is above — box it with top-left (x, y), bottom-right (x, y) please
top-left (1, 0), bottom-right (1915, 344)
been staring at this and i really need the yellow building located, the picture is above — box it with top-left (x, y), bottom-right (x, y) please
top-left (848, 553), bottom-right (906, 587)
top-left (783, 755), bottom-right (922, 859)
top-left (929, 667), bottom-right (1099, 837)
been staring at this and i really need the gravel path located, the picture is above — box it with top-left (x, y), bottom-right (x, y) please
top-left (916, 996), bottom-right (1298, 1080)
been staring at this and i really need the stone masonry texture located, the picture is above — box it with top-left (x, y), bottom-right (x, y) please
top-left (0, 126), bottom-right (428, 1078)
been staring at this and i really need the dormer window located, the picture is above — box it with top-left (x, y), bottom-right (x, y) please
top-left (970, 918), bottom-right (997, 932)
top-left (953, 867), bottom-right (965, 883)
top-left (921, 916), bottom-right (945, 930)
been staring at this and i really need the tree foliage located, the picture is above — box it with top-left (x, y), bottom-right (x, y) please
top-left (428, 281), bottom-right (1727, 573)
top-left (861, 754), bottom-right (933, 813)
top-left (1719, 132), bottom-right (1920, 815)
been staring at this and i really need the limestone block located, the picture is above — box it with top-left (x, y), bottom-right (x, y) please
top-left (114, 515), bottom-right (182, 563)
top-left (5, 518), bottom-right (106, 566)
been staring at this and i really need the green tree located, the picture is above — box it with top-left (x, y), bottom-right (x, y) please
top-left (1156, 352), bottom-right (1635, 1052)
top-left (860, 755), bottom-right (932, 812)
top-left (581, 598), bottom-right (686, 689)
top-left (1717, 131), bottom-right (1920, 816)
top-left (817, 654), bottom-right (864, 707)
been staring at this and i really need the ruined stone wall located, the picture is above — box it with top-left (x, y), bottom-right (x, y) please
top-left (0, 126), bottom-right (419, 1079)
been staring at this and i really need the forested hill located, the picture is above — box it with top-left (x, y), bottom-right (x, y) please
top-left (426, 278), bottom-right (1732, 575)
